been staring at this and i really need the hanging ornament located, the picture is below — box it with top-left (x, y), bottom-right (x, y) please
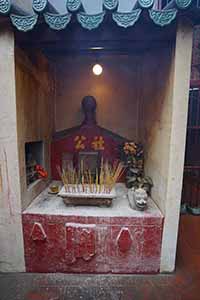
top-left (67, 0), bottom-right (81, 12)
top-left (103, 0), bottom-right (118, 10)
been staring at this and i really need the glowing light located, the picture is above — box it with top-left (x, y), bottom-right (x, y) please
top-left (90, 47), bottom-right (104, 50)
top-left (92, 64), bottom-right (103, 76)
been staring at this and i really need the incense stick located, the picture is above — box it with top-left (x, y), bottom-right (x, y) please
top-left (56, 160), bottom-right (124, 195)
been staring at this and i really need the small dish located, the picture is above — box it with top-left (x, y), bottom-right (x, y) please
top-left (48, 185), bottom-right (60, 194)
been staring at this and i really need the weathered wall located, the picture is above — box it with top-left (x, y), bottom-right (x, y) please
top-left (160, 20), bottom-right (193, 273)
top-left (139, 20), bottom-right (193, 272)
top-left (139, 45), bottom-right (174, 215)
top-left (0, 29), bottom-right (25, 272)
top-left (15, 48), bottom-right (54, 210)
top-left (191, 25), bottom-right (200, 81)
top-left (55, 55), bottom-right (140, 141)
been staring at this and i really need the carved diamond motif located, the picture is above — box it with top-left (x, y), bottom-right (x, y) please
top-left (67, 0), bottom-right (82, 11)
top-left (77, 11), bottom-right (105, 30)
top-left (44, 13), bottom-right (72, 30)
top-left (103, 0), bottom-right (118, 10)
top-left (149, 9), bottom-right (177, 27)
top-left (0, 0), bottom-right (10, 14)
top-left (10, 14), bottom-right (38, 32)
top-left (117, 228), bottom-right (132, 253)
top-left (138, 0), bottom-right (154, 8)
top-left (32, 0), bottom-right (47, 13)
top-left (176, 0), bottom-right (192, 9)
top-left (30, 222), bottom-right (47, 241)
top-left (112, 10), bottom-right (141, 28)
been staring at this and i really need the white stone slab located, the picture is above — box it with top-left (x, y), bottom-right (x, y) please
top-left (23, 182), bottom-right (163, 219)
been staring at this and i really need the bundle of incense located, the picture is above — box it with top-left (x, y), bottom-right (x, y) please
top-left (56, 160), bottom-right (125, 195)
top-left (95, 168), bottom-right (98, 194)
top-left (99, 164), bottom-right (104, 194)
top-left (104, 162), bottom-right (112, 193)
top-left (88, 169), bottom-right (93, 193)
top-left (56, 165), bottom-right (69, 192)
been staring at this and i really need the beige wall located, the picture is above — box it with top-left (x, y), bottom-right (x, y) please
top-left (139, 46), bottom-right (174, 215)
top-left (15, 48), bottom-right (54, 210)
top-left (55, 55), bottom-right (140, 141)
top-left (139, 20), bottom-right (193, 272)
top-left (0, 29), bottom-right (25, 272)
top-left (160, 20), bottom-right (193, 272)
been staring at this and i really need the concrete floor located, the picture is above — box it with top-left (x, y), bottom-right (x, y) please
top-left (0, 215), bottom-right (199, 300)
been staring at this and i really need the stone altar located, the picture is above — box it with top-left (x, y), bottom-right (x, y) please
top-left (22, 183), bottom-right (163, 273)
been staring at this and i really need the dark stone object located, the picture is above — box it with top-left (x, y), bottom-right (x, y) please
top-left (81, 95), bottom-right (97, 126)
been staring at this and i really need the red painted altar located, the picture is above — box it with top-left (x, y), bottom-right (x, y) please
top-left (22, 96), bottom-right (163, 274)
top-left (22, 184), bottom-right (163, 274)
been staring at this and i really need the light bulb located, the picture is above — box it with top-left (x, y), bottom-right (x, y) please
top-left (93, 64), bottom-right (103, 76)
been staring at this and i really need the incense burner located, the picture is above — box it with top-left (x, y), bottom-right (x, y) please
top-left (58, 184), bottom-right (116, 207)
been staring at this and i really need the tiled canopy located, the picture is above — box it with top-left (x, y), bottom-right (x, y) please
top-left (0, 0), bottom-right (199, 32)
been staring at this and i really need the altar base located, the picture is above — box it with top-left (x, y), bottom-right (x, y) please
top-left (22, 184), bottom-right (163, 274)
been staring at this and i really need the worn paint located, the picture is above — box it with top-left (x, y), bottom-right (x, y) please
top-left (0, 30), bottom-right (25, 272)
top-left (22, 184), bottom-right (163, 274)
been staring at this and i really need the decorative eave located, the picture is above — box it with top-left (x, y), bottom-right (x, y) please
top-left (0, 0), bottom-right (199, 32)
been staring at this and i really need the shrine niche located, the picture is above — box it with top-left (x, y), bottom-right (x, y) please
top-left (51, 95), bottom-right (153, 208)
top-left (0, 0), bottom-right (197, 275)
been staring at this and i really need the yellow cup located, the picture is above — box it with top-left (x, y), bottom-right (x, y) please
top-left (50, 185), bottom-right (59, 193)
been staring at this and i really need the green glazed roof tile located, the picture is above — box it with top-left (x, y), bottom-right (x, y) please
top-left (1, 0), bottom-right (200, 31)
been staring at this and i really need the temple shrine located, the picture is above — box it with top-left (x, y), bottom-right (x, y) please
top-left (0, 0), bottom-right (199, 274)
